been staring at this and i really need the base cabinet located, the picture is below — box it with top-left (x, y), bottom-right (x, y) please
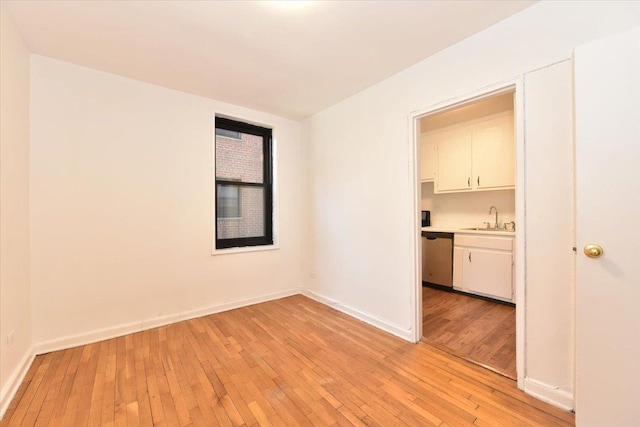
top-left (463, 248), bottom-right (512, 300)
top-left (453, 234), bottom-right (514, 302)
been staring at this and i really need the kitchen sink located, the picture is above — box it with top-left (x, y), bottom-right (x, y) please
top-left (460, 227), bottom-right (505, 232)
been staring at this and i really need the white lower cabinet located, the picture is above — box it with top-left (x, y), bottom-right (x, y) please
top-left (453, 234), bottom-right (514, 302)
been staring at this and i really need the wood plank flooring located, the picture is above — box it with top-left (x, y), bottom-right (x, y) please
top-left (1, 295), bottom-right (571, 426)
top-left (422, 286), bottom-right (516, 379)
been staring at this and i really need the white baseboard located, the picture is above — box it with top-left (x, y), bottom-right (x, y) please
top-left (1, 345), bottom-right (36, 420)
top-left (524, 377), bottom-right (574, 412)
top-left (2, 290), bottom-right (573, 421)
top-left (34, 289), bottom-right (299, 355)
top-left (301, 289), bottom-right (413, 341)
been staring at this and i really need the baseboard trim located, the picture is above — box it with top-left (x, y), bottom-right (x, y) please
top-left (2, 291), bottom-right (574, 420)
top-left (524, 377), bottom-right (574, 412)
top-left (1, 345), bottom-right (36, 420)
top-left (34, 289), bottom-right (299, 355)
top-left (301, 289), bottom-right (413, 341)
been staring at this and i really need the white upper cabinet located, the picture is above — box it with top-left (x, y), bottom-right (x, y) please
top-left (432, 111), bottom-right (514, 194)
top-left (433, 127), bottom-right (472, 192)
top-left (472, 113), bottom-right (515, 190)
top-left (419, 135), bottom-right (435, 182)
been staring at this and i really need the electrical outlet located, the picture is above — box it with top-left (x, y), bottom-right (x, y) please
top-left (7, 330), bottom-right (15, 347)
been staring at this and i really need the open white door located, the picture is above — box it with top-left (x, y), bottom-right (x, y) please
top-left (574, 28), bottom-right (640, 426)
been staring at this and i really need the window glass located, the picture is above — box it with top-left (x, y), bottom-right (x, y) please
top-left (215, 131), bottom-right (263, 184)
top-left (217, 187), bottom-right (265, 239)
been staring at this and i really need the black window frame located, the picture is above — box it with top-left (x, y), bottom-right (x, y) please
top-left (214, 117), bottom-right (273, 249)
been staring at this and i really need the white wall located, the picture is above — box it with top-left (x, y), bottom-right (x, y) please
top-left (0, 6), bottom-right (32, 413)
top-left (305, 0), bottom-right (640, 410)
top-left (523, 60), bottom-right (575, 408)
top-left (29, 56), bottom-right (307, 348)
top-left (421, 184), bottom-right (515, 228)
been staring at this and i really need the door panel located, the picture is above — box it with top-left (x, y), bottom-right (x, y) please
top-left (434, 128), bottom-right (472, 192)
top-left (473, 113), bottom-right (515, 189)
top-left (420, 136), bottom-right (435, 181)
top-left (463, 249), bottom-right (512, 300)
top-left (574, 28), bottom-right (640, 426)
top-left (453, 246), bottom-right (464, 289)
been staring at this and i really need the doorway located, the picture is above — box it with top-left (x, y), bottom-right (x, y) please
top-left (410, 81), bottom-right (525, 386)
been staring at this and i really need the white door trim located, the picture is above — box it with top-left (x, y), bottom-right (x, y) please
top-left (408, 77), bottom-right (526, 389)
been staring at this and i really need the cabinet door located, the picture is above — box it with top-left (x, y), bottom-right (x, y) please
top-left (453, 246), bottom-right (464, 290)
top-left (420, 135), bottom-right (435, 182)
top-left (462, 248), bottom-right (513, 300)
top-left (472, 113), bottom-right (515, 190)
top-left (434, 128), bottom-right (472, 193)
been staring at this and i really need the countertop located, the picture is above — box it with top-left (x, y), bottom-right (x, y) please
top-left (421, 225), bottom-right (515, 237)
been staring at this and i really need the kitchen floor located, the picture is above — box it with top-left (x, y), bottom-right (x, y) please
top-left (422, 285), bottom-right (516, 379)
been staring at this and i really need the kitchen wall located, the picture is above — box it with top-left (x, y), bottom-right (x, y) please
top-left (305, 0), bottom-right (640, 410)
top-left (29, 56), bottom-right (308, 349)
top-left (421, 184), bottom-right (515, 228)
top-left (0, 7), bottom-right (32, 413)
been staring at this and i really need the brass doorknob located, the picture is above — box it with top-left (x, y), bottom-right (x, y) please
top-left (584, 244), bottom-right (603, 258)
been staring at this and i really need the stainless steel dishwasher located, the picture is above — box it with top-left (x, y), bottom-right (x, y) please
top-left (421, 231), bottom-right (454, 287)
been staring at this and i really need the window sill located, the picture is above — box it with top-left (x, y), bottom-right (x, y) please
top-left (211, 245), bottom-right (279, 256)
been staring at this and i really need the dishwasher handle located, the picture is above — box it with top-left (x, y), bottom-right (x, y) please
top-left (422, 232), bottom-right (454, 240)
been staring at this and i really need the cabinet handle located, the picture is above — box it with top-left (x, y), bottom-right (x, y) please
top-left (467, 177), bottom-right (470, 187)
top-left (477, 176), bottom-right (480, 186)
top-left (468, 252), bottom-right (471, 262)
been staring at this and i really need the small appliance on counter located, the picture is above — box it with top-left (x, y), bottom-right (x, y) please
top-left (421, 210), bottom-right (431, 227)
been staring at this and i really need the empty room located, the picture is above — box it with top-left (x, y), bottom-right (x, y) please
top-left (1, 1), bottom-right (638, 426)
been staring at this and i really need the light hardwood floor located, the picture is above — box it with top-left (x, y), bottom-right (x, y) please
top-left (422, 286), bottom-right (516, 379)
top-left (1, 295), bottom-right (571, 426)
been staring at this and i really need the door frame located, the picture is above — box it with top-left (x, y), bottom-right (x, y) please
top-left (408, 77), bottom-right (526, 389)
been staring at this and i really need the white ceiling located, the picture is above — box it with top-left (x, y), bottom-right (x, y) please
top-left (4, 0), bottom-right (535, 119)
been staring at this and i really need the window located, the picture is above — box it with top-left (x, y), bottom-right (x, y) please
top-left (215, 117), bottom-right (273, 249)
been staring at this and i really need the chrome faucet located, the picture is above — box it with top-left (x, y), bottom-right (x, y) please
top-left (489, 206), bottom-right (499, 229)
